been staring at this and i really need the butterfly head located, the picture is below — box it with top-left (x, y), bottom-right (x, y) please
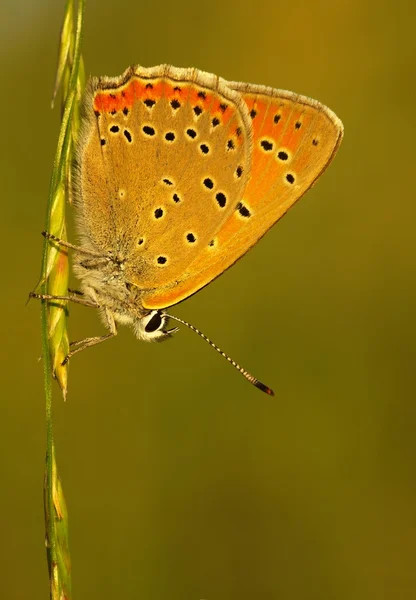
top-left (135, 310), bottom-right (179, 342)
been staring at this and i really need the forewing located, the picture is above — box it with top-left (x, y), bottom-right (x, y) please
top-left (74, 65), bottom-right (252, 289)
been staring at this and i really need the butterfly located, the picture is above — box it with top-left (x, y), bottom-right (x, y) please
top-left (32, 64), bottom-right (344, 395)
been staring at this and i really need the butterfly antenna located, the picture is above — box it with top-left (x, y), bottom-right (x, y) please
top-left (165, 313), bottom-right (275, 397)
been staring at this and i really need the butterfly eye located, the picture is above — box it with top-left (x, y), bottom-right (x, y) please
top-left (137, 311), bottom-right (178, 342)
top-left (144, 311), bottom-right (163, 333)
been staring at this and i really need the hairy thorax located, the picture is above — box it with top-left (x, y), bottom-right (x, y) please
top-left (72, 253), bottom-right (148, 325)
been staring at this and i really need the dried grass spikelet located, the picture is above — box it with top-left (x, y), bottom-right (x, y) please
top-left (46, 183), bottom-right (70, 398)
top-left (42, 0), bottom-right (85, 399)
top-left (44, 446), bottom-right (72, 600)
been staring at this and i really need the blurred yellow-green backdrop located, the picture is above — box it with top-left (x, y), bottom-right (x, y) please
top-left (2, 0), bottom-right (415, 598)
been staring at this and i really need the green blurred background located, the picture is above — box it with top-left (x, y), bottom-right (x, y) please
top-left (2, 0), bottom-right (415, 598)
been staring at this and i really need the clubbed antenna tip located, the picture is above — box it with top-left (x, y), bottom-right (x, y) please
top-left (254, 381), bottom-right (275, 397)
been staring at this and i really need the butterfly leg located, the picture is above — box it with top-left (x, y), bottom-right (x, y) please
top-left (28, 291), bottom-right (100, 309)
top-left (30, 291), bottom-right (117, 363)
top-left (62, 309), bottom-right (117, 365)
top-left (41, 231), bottom-right (109, 260)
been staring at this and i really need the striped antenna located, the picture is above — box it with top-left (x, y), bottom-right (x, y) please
top-left (165, 313), bottom-right (275, 396)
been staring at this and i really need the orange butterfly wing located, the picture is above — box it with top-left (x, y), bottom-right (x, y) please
top-left (142, 82), bottom-right (343, 310)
